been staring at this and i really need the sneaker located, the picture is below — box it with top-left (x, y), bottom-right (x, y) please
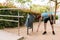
top-left (52, 31), bottom-right (55, 35)
top-left (28, 27), bottom-right (32, 29)
top-left (43, 31), bottom-right (47, 35)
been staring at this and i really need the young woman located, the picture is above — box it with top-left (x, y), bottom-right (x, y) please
top-left (25, 13), bottom-right (35, 35)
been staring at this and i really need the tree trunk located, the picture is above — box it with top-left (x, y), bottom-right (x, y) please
top-left (54, 0), bottom-right (57, 24)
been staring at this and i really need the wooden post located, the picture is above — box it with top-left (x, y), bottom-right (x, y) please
top-left (18, 10), bottom-right (20, 36)
top-left (49, 0), bottom-right (52, 22)
top-left (50, 0), bottom-right (58, 24)
top-left (54, 0), bottom-right (57, 24)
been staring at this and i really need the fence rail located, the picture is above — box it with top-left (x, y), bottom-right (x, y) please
top-left (0, 19), bottom-right (18, 22)
top-left (0, 15), bottom-right (24, 18)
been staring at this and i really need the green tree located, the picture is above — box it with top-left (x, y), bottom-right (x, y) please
top-left (16, 0), bottom-right (32, 9)
top-left (5, 0), bottom-right (16, 8)
top-left (31, 4), bottom-right (50, 14)
top-left (17, 0), bottom-right (31, 3)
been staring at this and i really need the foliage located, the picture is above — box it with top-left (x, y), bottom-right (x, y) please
top-left (0, 3), bottom-right (3, 6)
top-left (55, 15), bottom-right (58, 20)
top-left (31, 4), bottom-right (50, 14)
top-left (17, 0), bottom-right (31, 3)
top-left (0, 6), bottom-right (8, 8)
top-left (16, 0), bottom-right (32, 9)
top-left (0, 8), bottom-right (29, 28)
top-left (6, 2), bottom-right (16, 8)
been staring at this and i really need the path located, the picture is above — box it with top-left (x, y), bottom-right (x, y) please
top-left (0, 30), bottom-right (24, 40)
top-left (3, 21), bottom-right (60, 40)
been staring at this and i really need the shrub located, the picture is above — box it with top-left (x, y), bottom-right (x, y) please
top-left (0, 10), bottom-right (28, 27)
top-left (55, 15), bottom-right (58, 20)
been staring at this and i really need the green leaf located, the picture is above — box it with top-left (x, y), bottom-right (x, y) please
top-left (17, 0), bottom-right (31, 3)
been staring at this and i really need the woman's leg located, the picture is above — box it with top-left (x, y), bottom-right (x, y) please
top-left (43, 18), bottom-right (48, 35)
top-left (50, 21), bottom-right (55, 35)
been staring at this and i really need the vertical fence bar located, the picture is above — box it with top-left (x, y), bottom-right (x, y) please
top-left (18, 10), bottom-right (20, 36)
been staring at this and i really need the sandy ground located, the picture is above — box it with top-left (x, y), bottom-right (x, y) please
top-left (3, 22), bottom-right (60, 40)
top-left (0, 30), bottom-right (23, 40)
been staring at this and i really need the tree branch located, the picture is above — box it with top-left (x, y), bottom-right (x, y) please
top-left (50, 0), bottom-right (56, 2)
top-left (57, 2), bottom-right (60, 4)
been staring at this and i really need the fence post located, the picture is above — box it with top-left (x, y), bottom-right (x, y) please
top-left (18, 10), bottom-right (20, 36)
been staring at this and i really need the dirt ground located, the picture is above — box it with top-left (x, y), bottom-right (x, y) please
top-left (3, 22), bottom-right (60, 40)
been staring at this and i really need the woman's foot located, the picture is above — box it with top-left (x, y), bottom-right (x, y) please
top-left (52, 31), bottom-right (55, 35)
top-left (42, 31), bottom-right (47, 35)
